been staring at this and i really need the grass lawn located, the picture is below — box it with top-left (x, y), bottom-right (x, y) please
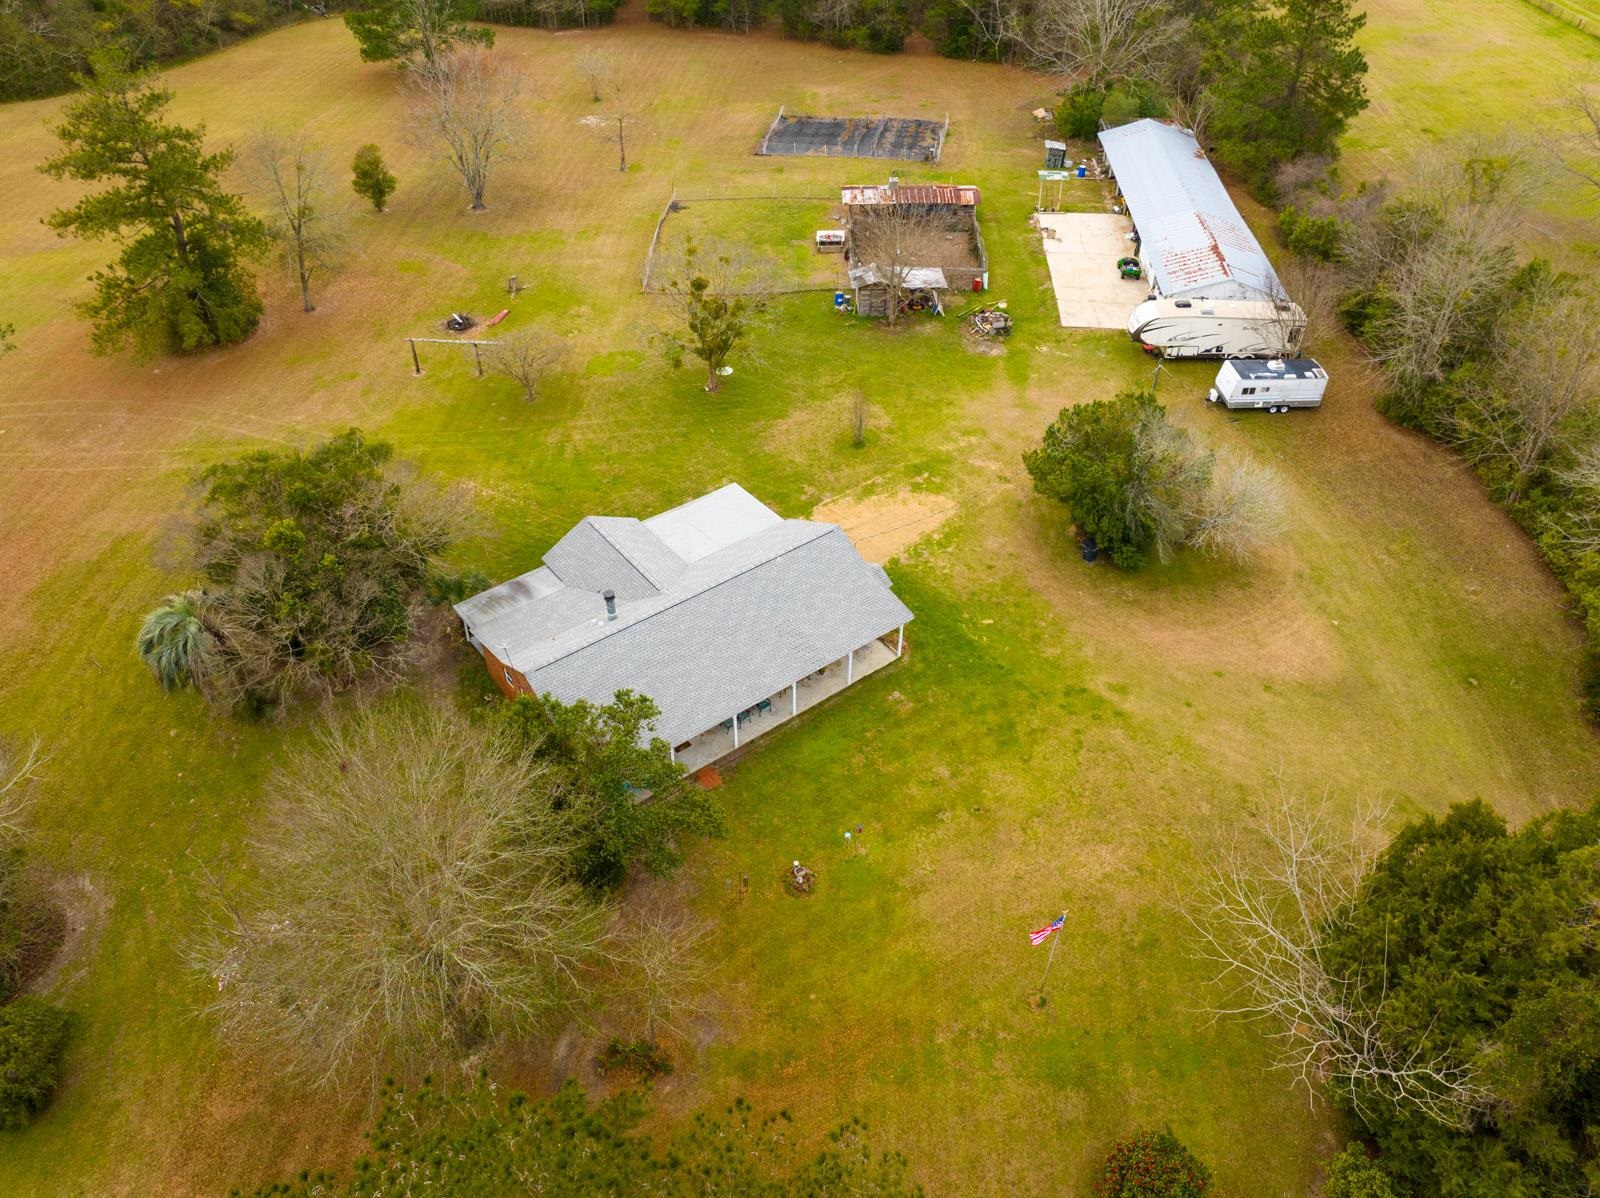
top-left (0, 6), bottom-right (1597, 1195)
top-left (1351, 0), bottom-right (1600, 258)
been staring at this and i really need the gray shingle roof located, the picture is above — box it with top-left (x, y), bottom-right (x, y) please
top-left (455, 486), bottom-right (914, 747)
top-left (1098, 119), bottom-right (1282, 303)
top-left (543, 518), bottom-right (683, 599)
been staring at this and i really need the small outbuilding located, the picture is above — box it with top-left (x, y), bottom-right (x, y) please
top-left (454, 485), bottom-right (914, 770)
top-left (848, 264), bottom-right (948, 317)
top-left (840, 177), bottom-right (989, 314)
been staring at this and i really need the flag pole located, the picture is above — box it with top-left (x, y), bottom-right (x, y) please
top-left (1037, 911), bottom-right (1067, 1002)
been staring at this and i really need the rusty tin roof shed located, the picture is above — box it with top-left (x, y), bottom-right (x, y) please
top-left (1098, 119), bottom-right (1282, 303)
top-left (840, 183), bottom-right (980, 207)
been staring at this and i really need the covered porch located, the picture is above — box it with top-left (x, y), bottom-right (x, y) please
top-left (674, 632), bottom-right (902, 772)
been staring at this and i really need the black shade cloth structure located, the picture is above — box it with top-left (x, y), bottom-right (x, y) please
top-left (758, 112), bottom-right (946, 161)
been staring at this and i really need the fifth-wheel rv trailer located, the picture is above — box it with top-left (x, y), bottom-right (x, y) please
top-left (1128, 297), bottom-right (1307, 360)
top-left (1207, 358), bottom-right (1327, 413)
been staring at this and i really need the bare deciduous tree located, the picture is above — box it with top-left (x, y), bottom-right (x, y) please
top-left (1271, 259), bottom-right (1338, 354)
top-left (408, 48), bottom-right (525, 212)
top-left (248, 131), bottom-right (343, 313)
top-left (196, 708), bottom-right (608, 1087)
top-left (485, 327), bottom-right (568, 401)
top-left (1185, 788), bottom-right (1492, 1129)
top-left (1548, 449), bottom-right (1600, 554)
top-left (576, 51), bottom-right (641, 172)
top-left (1182, 452), bottom-right (1287, 564)
top-left (1452, 276), bottom-right (1600, 502)
top-left (573, 46), bottom-right (615, 103)
top-left (938, 0), bottom-right (1022, 60)
top-left (848, 202), bottom-right (945, 328)
top-left (613, 911), bottom-right (712, 1047)
top-left (1025, 0), bottom-right (1184, 90)
top-left (1166, 86), bottom-right (1216, 145)
top-left (1342, 137), bottom-right (1546, 388)
top-left (0, 738), bottom-right (44, 845)
top-left (1561, 84), bottom-right (1600, 204)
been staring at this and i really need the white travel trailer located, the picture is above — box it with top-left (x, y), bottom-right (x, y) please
top-left (1128, 297), bottom-right (1307, 360)
top-left (1207, 357), bottom-right (1327, 413)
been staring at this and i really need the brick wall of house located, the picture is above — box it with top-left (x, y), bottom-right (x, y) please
top-left (477, 644), bottom-right (533, 697)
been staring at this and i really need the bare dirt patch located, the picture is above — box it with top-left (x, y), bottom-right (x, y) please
top-left (812, 489), bottom-right (956, 563)
top-left (26, 872), bottom-right (110, 997)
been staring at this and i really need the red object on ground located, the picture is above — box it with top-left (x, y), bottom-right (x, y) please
top-left (485, 309), bottom-right (510, 328)
top-left (693, 766), bottom-right (723, 790)
top-left (971, 277), bottom-right (982, 292)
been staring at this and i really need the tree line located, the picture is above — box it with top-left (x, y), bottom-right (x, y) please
top-left (1268, 121), bottom-right (1600, 716)
top-left (633, 0), bottom-right (1369, 195)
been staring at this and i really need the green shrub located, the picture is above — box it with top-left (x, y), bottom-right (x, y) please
top-left (0, 998), bottom-right (72, 1129)
top-left (1101, 80), bottom-right (1166, 128)
top-left (596, 1037), bottom-right (673, 1080)
top-left (1324, 1144), bottom-right (1400, 1198)
top-left (1056, 85), bottom-right (1105, 140)
top-left (1095, 1128), bottom-right (1212, 1197)
top-left (351, 144), bottom-right (397, 213)
top-left (1278, 205), bottom-right (1342, 261)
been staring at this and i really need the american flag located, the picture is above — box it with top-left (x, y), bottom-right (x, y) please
top-left (1029, 914), bottom-right (1066, 946)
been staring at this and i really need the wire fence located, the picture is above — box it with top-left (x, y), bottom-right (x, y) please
top-left (640, 191), bottom-right (848, 297)
top-left (1519, 0), bottom-right (1600, 34)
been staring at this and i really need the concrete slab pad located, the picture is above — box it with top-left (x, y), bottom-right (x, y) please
top-left (1036, 212), bottom-right (1146, 330)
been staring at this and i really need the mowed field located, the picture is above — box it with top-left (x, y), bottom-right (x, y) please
top-left (0, 5), bottom-right (1597, 1196)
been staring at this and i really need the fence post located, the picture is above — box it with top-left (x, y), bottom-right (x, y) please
top-left (409, 339), bottom-right (421, 376)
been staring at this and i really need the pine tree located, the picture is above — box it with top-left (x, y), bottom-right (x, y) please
top-left (39, 50), bottom-right (268, 359)
top-left (1202, 0), bottom-right (1368, 195)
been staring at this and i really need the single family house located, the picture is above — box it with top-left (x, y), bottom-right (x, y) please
top-left (454, 484), bottom-right (914, 770)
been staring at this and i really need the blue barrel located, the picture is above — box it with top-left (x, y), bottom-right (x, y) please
top-left (833, 291), bottom-right (846, 309)
top-left (1076, 163), bottom-right (1087, 178)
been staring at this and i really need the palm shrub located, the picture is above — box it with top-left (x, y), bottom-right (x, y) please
top-left (1095, 1128), bottom-right (1211, 1197)
top-left (136, 590), bottom-right (218, 693)
top-left (0, 997), bottom-right (72, 1129)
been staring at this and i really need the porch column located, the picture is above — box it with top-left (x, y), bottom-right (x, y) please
top-left (791, 681), bottom-right (798, 716)
top-left (896, 624), bottom-right (904, 657)
top-left (733, 716), bottom-right (740, 749)
top-left (669, 745), bottom-right (676, 765)
top-left (846, 648), bottom-right (854, 684)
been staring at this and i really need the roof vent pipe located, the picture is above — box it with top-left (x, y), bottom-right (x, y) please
top-left (603, 590), bottom-right (617, 621)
